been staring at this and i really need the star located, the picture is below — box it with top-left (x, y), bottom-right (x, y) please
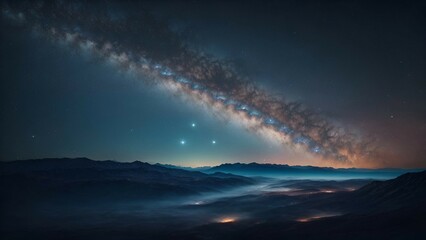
top-left (31, 135), bottom-right (35, 139)
top-left (212, 140), bottom-right (216, 144)
top-left (191, 123), bottom-right (196, 127)
top-left (180, 140), bottom-right (186, 145)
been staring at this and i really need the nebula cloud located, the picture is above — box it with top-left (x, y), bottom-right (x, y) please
top-left (2, 1), bottom-right (377, 165)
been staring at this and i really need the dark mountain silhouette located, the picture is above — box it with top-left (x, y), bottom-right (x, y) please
top-left (155, 163), bottom-right (212, 172)
top-left (0, 158), bottom-right (254, 206)
top-left (348, 170), bottom-right (426, 211)
top-left (181, 170), bottom-right (426, 240)
top-left (205, 162), bottom-right (416, 179)
top-left (1, 159), bottom-right (425, 240)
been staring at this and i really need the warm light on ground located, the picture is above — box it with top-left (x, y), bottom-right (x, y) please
top-left (297, 216), bottom-right (323, 222)
top-left (218, 217), bottom-right (236, 223)
top-left (296, 218), bottom-right (312, 222)
top-left (322, 190), bottom-right (335, 193)
top-left (296, 214), bottom-right (339, 223)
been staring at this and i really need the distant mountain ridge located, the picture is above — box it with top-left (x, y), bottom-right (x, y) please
top-left (2, 158), bottom-right (425, 240)
top-left (154, 163), bottom-right (212, 172)
top-left (0, 157), bottom-right (154, 173)
top-left (202, 162), bottom-right (419, 179)
top-left (0, 158), bottom-right (255, 205)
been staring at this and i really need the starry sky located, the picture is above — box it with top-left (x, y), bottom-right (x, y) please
top-left (1, 0), bottom-right (425, 168)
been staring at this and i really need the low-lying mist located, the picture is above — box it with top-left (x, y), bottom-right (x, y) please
top-left (2, 159), bottom-right (424, 240)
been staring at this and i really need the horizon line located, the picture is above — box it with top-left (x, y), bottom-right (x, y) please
top-left (1, 157), bottom-right (424, 171)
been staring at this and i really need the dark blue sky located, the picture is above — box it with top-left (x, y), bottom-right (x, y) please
top-left (1, 0), bottom-right (425, 168)
top-left (0, 26), bottom-right (278, 167)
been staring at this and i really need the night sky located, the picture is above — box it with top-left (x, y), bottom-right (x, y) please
top-left (1, 0), bottom-right (425, 168)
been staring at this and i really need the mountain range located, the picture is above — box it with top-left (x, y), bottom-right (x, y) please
top-left (202, 162), bottom-right (417, 179)
top-left (0, 158), bottom-right (254, 206)
top-left (1, 158), bottom-right (425, 240)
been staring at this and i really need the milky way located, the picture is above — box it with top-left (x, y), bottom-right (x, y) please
top-left (2, 1), bottom-right (376, 165)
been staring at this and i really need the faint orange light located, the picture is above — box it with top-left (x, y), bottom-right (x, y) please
top-left (321, 189), bottom-right (335, 193)
top-left (218, 217), bottom-right (236, 223)
top-left (297, 214), bottom-right (336, 223)
top-left (296, 218), bottom-right (310, 222)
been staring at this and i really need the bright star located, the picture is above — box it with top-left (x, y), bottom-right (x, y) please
top-left (180, 140), bottom-right (186, 145)
top-left (212, 140), bottom-right (216, 144)
top-left (191, 123), bottom-right (196, 127)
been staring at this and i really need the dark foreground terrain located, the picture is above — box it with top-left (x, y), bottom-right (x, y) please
top-left (1, 158), bottom-right (425, 239)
